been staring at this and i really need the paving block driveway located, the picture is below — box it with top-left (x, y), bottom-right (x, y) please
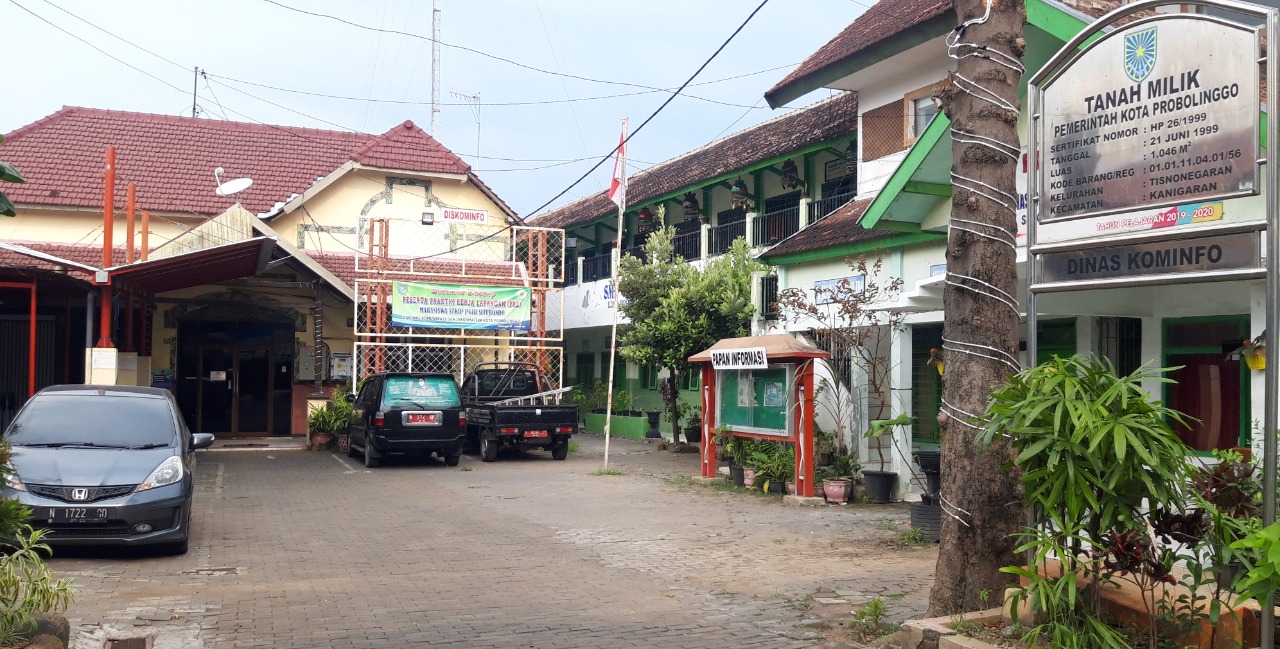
top-left (54, 435), bottom-right (936, 649)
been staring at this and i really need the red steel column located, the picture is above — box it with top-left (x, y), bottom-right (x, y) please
top-left (126, 183), bottom-right (136, 263)
top-left (796, 361), bottom-right (816, 497)
top-left (27, 284), bottom-right (36, 398)
top-left (701, 363), bottom-right (717, 478)
top-left (96, 146), bottom-right (116, 348)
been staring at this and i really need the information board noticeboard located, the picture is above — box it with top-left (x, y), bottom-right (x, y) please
top-left (1037, 16), bottom-right (1260, 224)
top-left (717, 365), bottom-right (791, 436)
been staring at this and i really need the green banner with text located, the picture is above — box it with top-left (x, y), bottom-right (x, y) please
top-left (390, 281), bottom-right (531, 331)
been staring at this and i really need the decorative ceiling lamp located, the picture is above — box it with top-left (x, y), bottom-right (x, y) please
top-left (730, 177), bottom-right (752, 210)
top-left (682, 192), bottom-right (700, 217)
top-left (780, 160), bottom-right (800, 190)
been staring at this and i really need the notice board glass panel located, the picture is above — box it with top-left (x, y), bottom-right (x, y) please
top-left (717, 365), bottom-right (791, 435)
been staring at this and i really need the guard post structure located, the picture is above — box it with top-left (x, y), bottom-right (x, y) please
top-left (689, 334), bottom-right (829, 500)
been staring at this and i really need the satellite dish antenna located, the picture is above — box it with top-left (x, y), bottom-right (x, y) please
top-left (214, 167), bottom-right (253, 197)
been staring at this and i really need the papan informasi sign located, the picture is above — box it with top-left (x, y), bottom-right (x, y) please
top-left (390, 281), bottom-right (531, 331)
top-left (1038, 17), bottom-right (1259, 222)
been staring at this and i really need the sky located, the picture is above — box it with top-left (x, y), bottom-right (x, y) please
top-left (1, 0), bottom-right (866, 219)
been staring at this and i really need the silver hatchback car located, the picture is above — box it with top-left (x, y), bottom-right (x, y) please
top-left (1, 385), bottom-right (214, 555)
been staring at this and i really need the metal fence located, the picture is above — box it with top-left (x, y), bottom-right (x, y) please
top-left (808, 191), bottom-right (856, 224)
top-left (353, 341), bottom-right (564, 392)
top-left (760, 274), bottom-right (779, 320)
top-left (673, 230), bottom-right (702, 261)
top-left (752, 206), bottom-right (801, 247)
top-left (710, 220), bottom-right (746, 256)
top-left (581, 254), bottom-right (611, 283)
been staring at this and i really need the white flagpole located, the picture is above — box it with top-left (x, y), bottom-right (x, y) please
top-left (602, 117), bottom-right (628, 471)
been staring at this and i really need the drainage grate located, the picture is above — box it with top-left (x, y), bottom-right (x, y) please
top-left (220, 443), bottom-right (268, 448)
top-left (107, 638), bottom-right (151, 649)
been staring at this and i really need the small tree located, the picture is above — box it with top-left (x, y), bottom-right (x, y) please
top-left (776, 253), bottom-right (905, 465)
top-left (617, 218), bottom-right (762, 439)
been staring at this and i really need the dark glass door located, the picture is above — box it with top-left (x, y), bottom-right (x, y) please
top-left (200, 347), bottom-right (234, 434)
top-left (198, 346), bottom-right (272, 436)
top-left (236, 348), bottom-right (271, 435)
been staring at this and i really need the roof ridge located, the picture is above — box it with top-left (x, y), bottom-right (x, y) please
top-left (537, 91), bottom-right (858, 219)
top-left (3, 106), bottom-right (80, 142)
top-left (7, 106), bottom-right (376, 145)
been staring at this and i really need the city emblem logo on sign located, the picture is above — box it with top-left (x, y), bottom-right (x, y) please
top-left (1123, 26), bottom-right (1157, 83)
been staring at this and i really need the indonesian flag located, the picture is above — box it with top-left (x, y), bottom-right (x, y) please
top-left (608, 130), bottom-right (627, 210)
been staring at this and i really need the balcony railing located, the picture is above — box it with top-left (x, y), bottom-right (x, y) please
top-left (807, 191), bottom-right (856, 224)
top-left (581, 253), bottom-right (612, 283)
top-left (622, 245), bottom-right (647, 264)
top-left (760, 274), bottom-right (779, 320)
top-left (673, 230), bottom-right (701, 262)
top-left (752, 206), bottom-right (801, 247)
top-left (710, 219), bottom-right (746, 256)
top-left (564, 260), bottom-right (579, 286)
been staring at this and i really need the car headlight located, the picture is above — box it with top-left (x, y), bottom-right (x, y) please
top-left (4, 475), bottom-right (24, 492)
top-left (137, 456), bottom-right (183, 492)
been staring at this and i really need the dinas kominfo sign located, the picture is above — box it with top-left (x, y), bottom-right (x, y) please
top-left (1036, 231), bottom-right (1259, 285)
top-left (1036, 15), bottom-right (1260, 223)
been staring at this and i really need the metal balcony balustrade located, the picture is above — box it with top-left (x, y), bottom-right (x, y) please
top-left (807, 191), bottom-right (856, 224)
top-left (710, 219), bottom-right (746, 256)
top-left (563, 261), bottom-right (578, 286)
top-left (580, 253), bottom-right (612, 283)
top-left (752, 205), bottom-right (801, 247)
top-left (672, 230), bottom-right (701, 262)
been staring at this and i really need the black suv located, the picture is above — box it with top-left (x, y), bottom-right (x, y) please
top-left (346, 373), bottom-right (466, 468)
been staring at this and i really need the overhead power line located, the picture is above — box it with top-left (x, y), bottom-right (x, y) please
top-left (525, 0), bottom-right (773, 217)
top-left (257, 0), bottom-right (768, 109)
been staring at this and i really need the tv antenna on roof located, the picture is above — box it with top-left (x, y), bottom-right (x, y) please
top-left (214, 167), bottom-right (253, 197)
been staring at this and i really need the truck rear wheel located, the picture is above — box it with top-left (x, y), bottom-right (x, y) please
top-left (445, 448), bottom-right (462, 467)
top-left (480, 435), bottom-right (497, 462)
top-left (551, 441), bottom-right (569, 461)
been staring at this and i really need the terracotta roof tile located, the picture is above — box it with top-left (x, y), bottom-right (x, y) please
top-left (765, 0), bottom-right (954, 106)
top-left (2, 108), bottom-right (476, 217)
top-left (533, 92), bottom-right (858, 230)
top-left (303, 251), bottom-right (528, 288)
top-left (759, 197), bottom-right (892, 258)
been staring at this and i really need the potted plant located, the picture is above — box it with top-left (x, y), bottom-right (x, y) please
top-left (686, 401), bottom-right (706, 448)
top-left (612, 388), bottom-right (633, 415)
top-left (306, 400), bottom-right (343, 451)
top-left (750, 442), bottom-right (795, 494)
top-left (861, 413), bottom-right (912, 503)
top-left (715, 426), bottom-right (748, 486)
top-left (822, 452), bottom-right (859, 503)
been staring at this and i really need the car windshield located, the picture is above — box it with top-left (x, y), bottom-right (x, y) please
top-left (479, 371), bottom-right (533, 394)
top-left (5, 394), bottom-right (178, 447)
top-left (383, 376), bottom-right (460, 409)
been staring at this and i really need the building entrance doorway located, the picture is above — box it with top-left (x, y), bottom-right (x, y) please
top-left (176, 304), bottom-right (296, 437)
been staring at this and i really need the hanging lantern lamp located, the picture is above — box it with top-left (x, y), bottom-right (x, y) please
top-left (682, 192), bottom-right (700, 217)
top-left (780, 160), bottom-right (800, 190)
top-left (637, 206), bottom-right (654, 227)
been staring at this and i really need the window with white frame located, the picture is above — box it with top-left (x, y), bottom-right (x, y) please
top-left (910, 96), bottom-right (938, 139)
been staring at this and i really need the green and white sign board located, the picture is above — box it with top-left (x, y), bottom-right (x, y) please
top-left (390, 281), bottom-right (531, 331)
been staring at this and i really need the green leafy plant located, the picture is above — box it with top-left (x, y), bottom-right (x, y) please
top-left (1231, 521), bottom-right (1280, 605)
top-left (0, 135), bottom-right (22, 217)
top-left (0, 442), bottom-right (75, 644)
top-left (981, 357), bottom-right (1196, 649)
top-left (611, 389), bottom-right (632, 414)
top-left (846, 596), bottom-right (897, 641)
top-left (749, 442), bottom-right (795, 491)
top-left (898, 526), bottom-right (926, 546)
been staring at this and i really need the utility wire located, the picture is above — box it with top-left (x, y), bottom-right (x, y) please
top-left (526, 0), bottom-right (772, 217)
top-left (258, 0), bottom-right (765, 109)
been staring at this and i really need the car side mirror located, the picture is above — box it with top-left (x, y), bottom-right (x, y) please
top-left (344, 393), bottom-right (356, 404)
top-left (191, 433), bottom-right (215, 450)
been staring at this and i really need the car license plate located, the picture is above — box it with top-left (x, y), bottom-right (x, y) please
top-left (44, 507), bottom-right (109, 523)
top-left (406, 412), bottom-right (441, 424)
top-left (524, 430), bottom-right (548, 438)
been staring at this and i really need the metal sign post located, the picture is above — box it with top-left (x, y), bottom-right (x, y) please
top-left (1028, 1), bottom-right (1277, 644)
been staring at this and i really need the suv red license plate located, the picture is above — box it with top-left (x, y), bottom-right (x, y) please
top-left (45, 507), bottom-right (109, 523)
top-left (524, 430), bottom-right (549, 438)
top-left (406, 412), bottom-right (441, 424)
